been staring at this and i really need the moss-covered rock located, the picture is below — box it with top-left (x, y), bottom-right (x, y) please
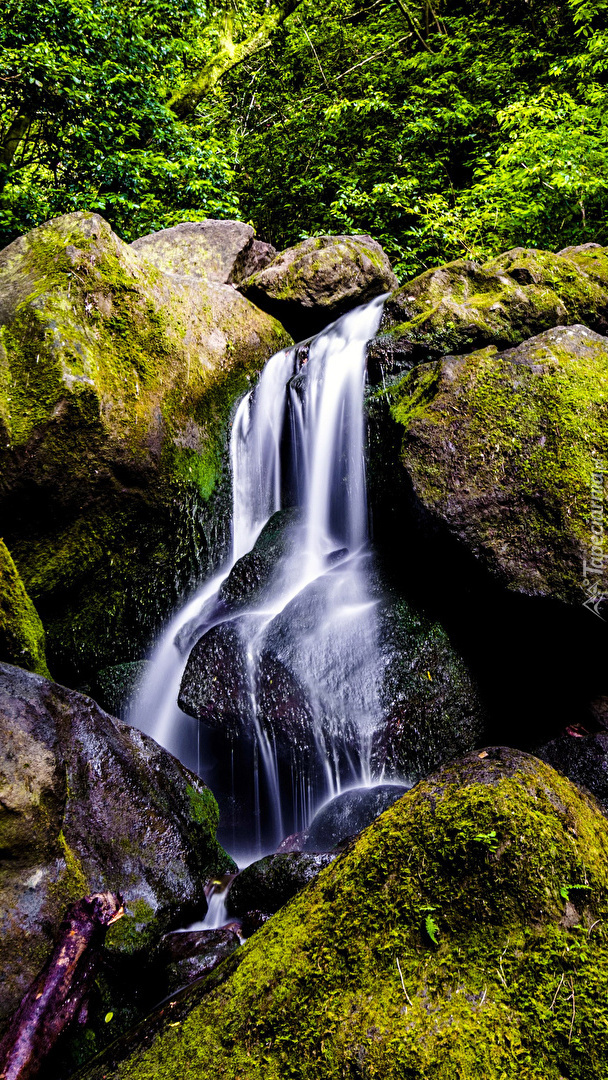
top-left (381, 323), bottom-right (608, 609)
top-left (0, 212), bottom-right (291, 684)
top-left (77, 746), bottom-right (608, 1080)
top-left (0, 660), bottom-right (234, 1033)
top-left (0, 539), bottom-right (49, 676)
top-left (370, 245), bottom-right (608, 383)
top-left (240, 234), bottom-right (398, 340)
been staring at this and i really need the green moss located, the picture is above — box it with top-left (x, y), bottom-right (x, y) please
top-left (105, 898), bottom-right (157, 956)
top-left (187, 783), bottom-right (220, 834)
top-left (44, 830), bottom-right (89, 912)
top-left (0, 539), bottom-right (50, 676)
top-left (87, 751), bottom-right (608, 1080)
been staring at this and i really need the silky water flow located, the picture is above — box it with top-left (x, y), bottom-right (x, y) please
top-left (130, 296), bottom-right (388, 861)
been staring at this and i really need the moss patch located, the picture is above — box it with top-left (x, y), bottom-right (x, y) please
top-left (0, 539), bottom-right (49, 676)
top-left (81, 748), bottom-right (608, 1080)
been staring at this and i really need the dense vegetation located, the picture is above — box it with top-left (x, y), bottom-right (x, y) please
top-left (1, 0), bottom-right (607, 276)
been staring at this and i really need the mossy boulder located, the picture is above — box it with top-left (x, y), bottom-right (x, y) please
top-left (0, 660), bottom-right (233, 1031)
top-left (370, 244), bottom-right (608, 382)
top-left (0, 211), bottom-right (291, 684)
top-left (77, 746), bottom-right (608, 1080)
top-left (0, 539), bottom-right (49, 677)
top-left (382, 323), bottom-right (608, 609)
top-left (239, 234), bottom-right (398, 340)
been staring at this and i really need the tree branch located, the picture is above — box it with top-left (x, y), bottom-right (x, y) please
top-left (0, 113), bottom-right (31, 193)
top-left (168, 0), bottom-right (304, 120)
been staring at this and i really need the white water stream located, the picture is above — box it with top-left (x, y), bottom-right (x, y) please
top-left (130, 297), bottom-right (386, 858)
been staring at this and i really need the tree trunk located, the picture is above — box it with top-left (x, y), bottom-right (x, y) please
top-left (0, 892), bottom-right (123, 1080)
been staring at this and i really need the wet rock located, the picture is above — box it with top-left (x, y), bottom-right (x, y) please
top-left (304, 784), bottom-right (409, 851)
top-left (369, 245), bottom-right (608, 384)
top-left (0, 211), bottom-right (291, 685)
top-left (239, 234), bottom-right (398, 339)
top-left (240, 910), bottom-right (270, 937)
top-left (92, 661), bottom-right (150, 718)
top-left (226, 852), bottom-right (335, 918)
top-left (131, 219), bottom-right (254, 282)
top-left (218, 508), bottom-right (301, 610)
top-left (159, 928), bottom-right (240, 993)
top-left (275, 830), bottom-right (310, 853)
top-left (373, 588), bottom-right (486, 782)
top-left (535, 730), bottom-right (608, 813)
top-left (0, 661), bottom-right (233, 1026)
top-left (0, 541), bottom-right (49, 678)
top-left (178, 621), bottom-right (251, 734)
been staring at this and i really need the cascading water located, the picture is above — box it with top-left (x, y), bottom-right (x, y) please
top-left (130, 296), bottom-right (387, 858)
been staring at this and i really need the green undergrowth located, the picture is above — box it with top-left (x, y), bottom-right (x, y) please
top-left (85, 751), bottom-right (608, 1080)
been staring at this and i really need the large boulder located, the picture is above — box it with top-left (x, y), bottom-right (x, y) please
top-left (383, 324), bottom-right (608, 609)
top-left (0, 661), bottom-right (233, 1028)
top-left (239, 234), bottom-right (398, 339)
top-left (0, 212), bottom-right (291, 684)
top-left (0, 540), bottom-right (49, 677)
top-left (369, 244), bottom-right (608, 382)
top-left (131, 219), bottom-right (271, 284)
top-left (78, 747), bottom-right (608, 1080)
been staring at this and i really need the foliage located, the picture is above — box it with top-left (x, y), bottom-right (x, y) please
top-left (2, 0), bottom-right (608, 272)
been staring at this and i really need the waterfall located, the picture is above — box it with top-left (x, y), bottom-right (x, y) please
top-left (130, 296), bottom-right (386, 858)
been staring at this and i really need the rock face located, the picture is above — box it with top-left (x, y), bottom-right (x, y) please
top-left (159, 928), bottom-right (240, 995)
top-left (369, 244), bottom-right (608, 381)
top-left (239, 234), bottom-right (398, 339)
top-left (536, 729), bottom-right (608, 813)
top-left (226, 852), bottom-right (336, 918)
top-left (0, 212), bottom-right (291, 684)
top-left (304, 784), bottom-right (409, 851)
top-left (372, 587), bottom-right (486, 781)
top-left (0, 540), bottom-right (49, 677)
top-left (78, 747), bottom-right (608, 1080)
top-left (0, 661), bottom-right (232, 1027)
top-left (382, 324), bottom-right (608, 608)
top-left (131, 220), bottom-right (255, 283)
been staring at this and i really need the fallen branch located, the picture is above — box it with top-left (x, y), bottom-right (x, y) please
top-left (0, 891), bottom-right (124, 1080)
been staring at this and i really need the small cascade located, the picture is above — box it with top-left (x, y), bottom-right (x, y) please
top-left (130, 297), bottom-right (387, 858)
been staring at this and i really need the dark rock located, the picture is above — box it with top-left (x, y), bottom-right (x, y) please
top-left (239, 910), bottom-right (269, 938)
top-left (304, 784), bottom-right (410, 852)
top-left (159, 928), bottom-right (240, 993)
top-left (229, 239), bottom-right (277, 285)
top-left (369, 245), bottom-right (608, 384)
top-left (93, 661), bottom-right (150, 718)
top-left (535, 730), bottom-right (608, 813)
top-left (373, 586), bottom-right (486, 782)
top-left (239, 234), bottom-right (398, 339)
top-left (226, 852), bottom-right (335, 918)
top-left (0, 661), bottom-right (233, 1026)
top-left (131, 219), bottom-right (254, 282)
top-left (178, 621), bottom-right (251, 734)
top-left (275, 830), bottom-right (310, 853)
top-left (218, 508), bottom-right (300, 609)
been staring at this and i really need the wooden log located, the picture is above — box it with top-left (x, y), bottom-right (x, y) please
top-left (0, 891), bottom-right (124, 1080)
